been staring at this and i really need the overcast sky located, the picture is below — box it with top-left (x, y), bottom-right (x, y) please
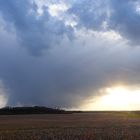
top-left (0, 0), bottom-right (140, 110)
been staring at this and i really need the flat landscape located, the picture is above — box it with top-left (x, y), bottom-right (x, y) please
top-left (0, 112), bottom-right (140, 140)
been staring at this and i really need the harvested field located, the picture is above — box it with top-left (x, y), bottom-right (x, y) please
top-left (0, 112), bottom-right (139, 140)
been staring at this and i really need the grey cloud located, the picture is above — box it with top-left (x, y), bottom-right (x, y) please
top-left (0, 0), bottom-right (72, 56)
top-left (0, 0), bottom-right (140, 109)
top-left (68, 0), bottom-right (108, 30)
top-left (0, 24), bottom-right (139, 108)
top-left (109, 0), bottom-right (140, 45)
top-left (69, 0), bottom-right (140, 46)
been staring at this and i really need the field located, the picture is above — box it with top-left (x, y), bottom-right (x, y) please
top-left (0, 112), bottom-right (140, 140)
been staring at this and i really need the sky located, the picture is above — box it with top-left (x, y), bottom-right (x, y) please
top-left (0, 0), bottom-right (140, 110)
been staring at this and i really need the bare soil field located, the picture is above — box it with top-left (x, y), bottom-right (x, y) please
top-left (0, 112), bottom-right (139, 140)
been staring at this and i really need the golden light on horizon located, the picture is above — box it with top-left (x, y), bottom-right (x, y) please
top-left (82, 86), bottom-right (140, 111)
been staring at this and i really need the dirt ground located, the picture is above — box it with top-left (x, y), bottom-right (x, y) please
top-left (0, 112), bottom-right (139, 140)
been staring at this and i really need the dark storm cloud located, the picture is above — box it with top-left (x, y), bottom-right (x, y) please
top-left (0, 26), bottom-right (139, 108)
top-left (109, 0), bottom-right (140, 45)
top-left (69, 0), bottom-right (140, 46)
top-left (0, 0), bottom-right (140, 108)
top-left (68, 0), bottom-right (108, 30)
top-left (0, 0), bottom-right (72, 56)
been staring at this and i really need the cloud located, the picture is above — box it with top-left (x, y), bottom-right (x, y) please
top-left (68, 0), bottom-right (109, 30)
top-left (109, 0), bottom-right (140, 46)
top-left (0, 0), bottom-right (72, 56)
top-left (69, 0), bottom-right (140, 46)
top-left (0, 80), bottom-right (8, 108)
top-left (0, 0), bottom-right (140, 109)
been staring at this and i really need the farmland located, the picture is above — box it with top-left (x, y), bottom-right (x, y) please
top-left (0, 112), bottom-right (139, 140)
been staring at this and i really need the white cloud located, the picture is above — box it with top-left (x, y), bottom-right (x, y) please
top-left (0, 80), bottom-right (8, 108)
top-left (48, 3), bottom-right (68, 17)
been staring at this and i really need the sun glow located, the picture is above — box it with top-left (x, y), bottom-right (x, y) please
top-left (101, 87), bottom-right (135, 109)
top-left (82, 86), bottom-right (140, 111)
